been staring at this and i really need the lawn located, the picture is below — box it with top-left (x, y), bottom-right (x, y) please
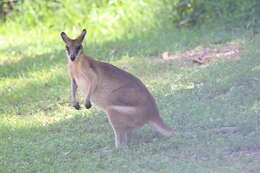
top-left (0, 25), bottom-right (260, 173)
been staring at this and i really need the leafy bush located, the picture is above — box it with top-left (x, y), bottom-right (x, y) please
top-left (0, 0), bottom-right (18, 21)
top-left (0, 0), bottom-right (259, 39)
top-left (170, 0), bottom-right (259, 27)
top-left (1, 0), bottom-right (167, 39)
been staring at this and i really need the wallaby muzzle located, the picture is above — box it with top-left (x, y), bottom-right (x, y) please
top-left (70, 55), bottom-right (76, 61)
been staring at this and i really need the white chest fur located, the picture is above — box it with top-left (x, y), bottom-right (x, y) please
top-left (68, 62), bottom-right (91, 94)
top-left (75, 75), bottom-right (90, 94)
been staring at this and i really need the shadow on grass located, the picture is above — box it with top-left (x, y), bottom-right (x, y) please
top-left (0, 71), bottom-right (69, 114)
top-left (0, 50), bottom-right (66, 78)
top-left (0, 25), bottom-right (238, 79)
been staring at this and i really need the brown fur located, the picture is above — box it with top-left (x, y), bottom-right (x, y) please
top-left (61, 29), bottom-right (173, 149)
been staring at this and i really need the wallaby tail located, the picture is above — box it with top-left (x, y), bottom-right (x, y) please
top-left (149, 117), bottom-right (173, 137)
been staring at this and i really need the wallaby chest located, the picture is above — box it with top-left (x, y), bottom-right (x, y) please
top-left (68, 61), bottom-right (91, 93)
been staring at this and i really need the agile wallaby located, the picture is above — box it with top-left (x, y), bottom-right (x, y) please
top-left (60, 29), bottom-right (173, 149)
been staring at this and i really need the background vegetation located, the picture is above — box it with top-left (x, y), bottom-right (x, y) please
top-left (1, 0), bottom-right (259, 37)
top-left (0, 0), bottom-right (259, 172)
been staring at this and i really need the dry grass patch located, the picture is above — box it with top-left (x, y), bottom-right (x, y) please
top-left (160, 43), bottom-right (241, 65)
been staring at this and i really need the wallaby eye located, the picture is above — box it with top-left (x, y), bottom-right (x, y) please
top-left (76, 45), bottom-right (81, 51)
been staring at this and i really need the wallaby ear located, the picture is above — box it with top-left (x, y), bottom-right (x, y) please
top-left (60, 32), bottom-right (70, 44)
top-left (77, 29), bottom-right (87, 42)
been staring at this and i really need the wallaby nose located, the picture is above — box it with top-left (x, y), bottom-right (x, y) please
top-left (70, 55), bottom-right (76, 61)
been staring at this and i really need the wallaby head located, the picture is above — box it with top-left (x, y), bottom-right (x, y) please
top-left (60, 29), bottom-right (87, 61)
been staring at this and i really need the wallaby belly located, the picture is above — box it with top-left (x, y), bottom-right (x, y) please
top-left (75, 76), bottom-right (90, 94)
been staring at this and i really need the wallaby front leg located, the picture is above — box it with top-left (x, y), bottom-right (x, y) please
top-left (84, 91), bottom-right (92, 109)
top-left (84, 70), bottom-right (97, 109)
top-left (71, 78), bottom-right (80, 110)
top-left (84, 83), bottom-right (95, 109)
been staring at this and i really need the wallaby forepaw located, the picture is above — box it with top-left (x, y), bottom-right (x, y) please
top-left (85, 101), bottom-right (92, 109)
top-left (73, 103), bottom-right (81, 110)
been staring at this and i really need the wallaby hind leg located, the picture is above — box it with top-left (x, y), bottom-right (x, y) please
top-left (127, 129), bottom-right (133, 140)
top-left (107, 111), bottom-right (131, 149)
top-left (113, 128), bottom-right (128, 149)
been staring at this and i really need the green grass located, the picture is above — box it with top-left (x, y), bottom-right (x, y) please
top-left (0, 24), bottom-right (260, 173)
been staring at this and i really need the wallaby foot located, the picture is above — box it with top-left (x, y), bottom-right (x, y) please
top-left (114, 129), bottom-right (128, 149)
top-left (73, 102), bottom-right (80, 110)
top-left (127, 129), bottom-right (133, 140)
top-left (107, 111), bottom-right (133, 149)
top-left (85, 101), bottom-right (92, 109)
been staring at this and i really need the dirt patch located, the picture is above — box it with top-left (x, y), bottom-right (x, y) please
top-left (160, 43), bottom-right (240, 64)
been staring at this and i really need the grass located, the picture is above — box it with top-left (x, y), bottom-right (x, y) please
top-left (0, 24), bottom-right (260, 173)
